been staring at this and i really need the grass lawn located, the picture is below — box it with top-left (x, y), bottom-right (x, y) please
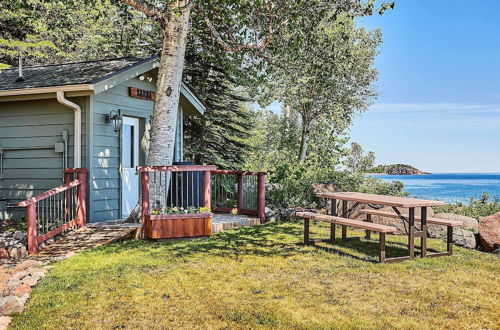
top-left (11, 221), bottom-right (500, 329)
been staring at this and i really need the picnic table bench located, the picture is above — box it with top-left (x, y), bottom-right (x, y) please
top-left (296, 192), bottom-right (462, 263)
top-left (296, 212), bottom-right (396, 263)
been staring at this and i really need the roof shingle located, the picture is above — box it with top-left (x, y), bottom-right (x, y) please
top-left (0, 55), bottom-right (158, 90)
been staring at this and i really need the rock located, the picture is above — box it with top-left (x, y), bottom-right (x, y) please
top-left (0, 316), bottom-right (12, 330)
top-left (11, 271), bottom-right (29, 281)
top-left (478, 212), bottom-right (500, 252)
top-left (310, 183), bottom-right (338, 195)
top-left (0, 298), bottom-right (24, 316)
top-left (0, 249), bottom-right (8, 259)
top-left (13, 284), bottom-right (31, 298)
top-left (434, 213), bottom-right (479, 233)
top-left (13, 260), bottom-right (39, 272)
top-left (6, 279), bottom-right (21, 291)
top-left (13, 231), bottom-right (26, 242)
top-left (22, 275), bottom-right (37, 287)
top-left (429, 213), bottom-right (478, 249)
top-left (265, 207), bottom-right (276, 222)
top-left (7, 244), bottom-right (27, 259)
top-left (276, 208), bottom-right (296, 221)
top-left (354, 206), bottom-right (434, 235)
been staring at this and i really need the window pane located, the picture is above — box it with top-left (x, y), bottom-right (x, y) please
top-left (122, 125), bottom-right (134, 168)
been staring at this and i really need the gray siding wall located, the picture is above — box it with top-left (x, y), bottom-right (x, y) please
top-left (91, 76), bottom-right (156, 222)
top-left (0, 97), bottom-right (87, 220)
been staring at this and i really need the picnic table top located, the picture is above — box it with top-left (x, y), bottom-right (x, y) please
top-left (317, 192), bottom-right (445, 208)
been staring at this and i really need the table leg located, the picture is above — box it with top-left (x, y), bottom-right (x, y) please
top-left (304, 219), bottom-right (310, 245)
top-left (408, 207), bottom-right (415, 259)
top-left (365, 214), bottom-right (372, 239)
top-left (330, 199), bottom-right (337, 241)
top-left (342, 200), bottom-right (348, 241)
top-left (421, 206), bottom-right (427, 257)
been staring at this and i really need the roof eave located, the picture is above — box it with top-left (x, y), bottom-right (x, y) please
top-left (0, 84), bottom-right (94, 97)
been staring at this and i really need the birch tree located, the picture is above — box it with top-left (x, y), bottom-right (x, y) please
top-left (118, 0), bottom-right (394, 167)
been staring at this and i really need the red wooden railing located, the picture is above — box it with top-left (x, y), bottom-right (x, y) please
top-left (18, 168), bottom-right (87, 254)
top-left (211, 170), bottom-right (266, 222)
top-left (136, 165), bottom-right (267, 238)
top-left (136, 165), bottom-right (217, 238)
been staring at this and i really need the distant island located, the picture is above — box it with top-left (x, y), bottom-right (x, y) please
top-left (366, 164), bottom-right (431, 175)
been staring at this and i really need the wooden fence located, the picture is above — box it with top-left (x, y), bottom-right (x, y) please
top-left (18, 168), bottom-right (87, 254)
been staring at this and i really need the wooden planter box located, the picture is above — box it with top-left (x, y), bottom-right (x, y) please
top-left (145, 213), bottom-right (213, 239)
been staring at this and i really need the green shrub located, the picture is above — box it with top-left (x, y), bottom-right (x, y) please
top-left (266, 163), bottom-right (406, 209)
top-left (434, 193), bottom-right (500, 218)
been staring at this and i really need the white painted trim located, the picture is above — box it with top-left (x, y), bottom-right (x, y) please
top-left (0, 84), bottom-right (93, 97)
top-left (181, 82), bottom-right (205, 115)
top-left (92, 60), bottom-right (160, 94)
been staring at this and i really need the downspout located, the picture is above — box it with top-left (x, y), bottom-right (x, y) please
top-left (56, 91), bottom-right (82, 168)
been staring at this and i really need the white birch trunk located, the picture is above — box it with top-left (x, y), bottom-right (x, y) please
top-left (127, 6), bottom-right (191, 223)
top-left (148, 8), bottom-right (191, 166)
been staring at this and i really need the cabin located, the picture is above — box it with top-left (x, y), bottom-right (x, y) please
top-left (0, 55), bottom-right (205, 222)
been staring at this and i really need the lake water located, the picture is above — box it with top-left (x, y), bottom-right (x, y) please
top-left (371, 173), bottom-right (500, 204)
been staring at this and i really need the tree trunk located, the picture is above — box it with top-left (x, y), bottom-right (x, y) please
top-left (298, 119), bottom-right (311, 164)
top-left (147, 8), bottom-right (191, 165)
top-left (126, 7), bottom-right (191, 223)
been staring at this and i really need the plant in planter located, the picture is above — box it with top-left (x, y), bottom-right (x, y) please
top-left (145, 206), bottom-right (213, 239)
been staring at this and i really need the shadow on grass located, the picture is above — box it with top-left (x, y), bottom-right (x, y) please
top-left (95, 221), bottom-right (446, 263)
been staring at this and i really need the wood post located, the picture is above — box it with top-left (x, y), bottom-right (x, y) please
top-left (141, 171), bottom-right (150, 239)
top-left (447, 226), bottom-right (453, 255)
top-left (257, 173), bottom-right (266, 224)
top-left (76, 170), bottom-right (87, 228)
top-left (64, 172), bottom-right (72, 222)
top-left (26, 203), bottom-right (39, 254)
top-left (408, 207), bottom-right (415, 259)
top-left (379, 232), bottom-right (386, 263)
top-left (203, 170), bottom-right (211, 210)
top-left (421, 206), bottom-right (427, 257)
top-left (304, 219), bottom-right (310, 245)
top-left (342, 200), bottom-right (348, 241)
top-left (365, 214), bottom-right (372, 240)
top-left (236, 173), bottom-right (243, 214)
top-left (330, 199), bottom-right (337, 241)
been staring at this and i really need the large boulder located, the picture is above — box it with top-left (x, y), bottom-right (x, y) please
top-left (431, 213), bottom-right (478, 249)
top-left (310, 183), bottom-right (338, 195)
top-left (478, 212), bottom-right (500, 252)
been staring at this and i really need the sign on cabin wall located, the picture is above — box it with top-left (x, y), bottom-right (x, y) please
top-left (129, 87), bottom-right (156, 101)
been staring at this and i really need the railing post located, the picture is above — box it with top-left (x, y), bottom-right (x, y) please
top-left (64, 171), bottom-right (72, 221)
top-left (236, 173), bottom-right (243, 214)
top-left (141, 171), bottom-right (150, 239)
top-left (76, 169), bottom-right (88, 227)
top-left (257, 173), bottom-right (266, 223)
top-left (27, 203), bottom-right (39, 254)
top-left (203, 170), bottom-right (212, 210)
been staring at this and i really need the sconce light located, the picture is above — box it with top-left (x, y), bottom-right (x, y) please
top-left (105, 109), bottom-right (122, 132)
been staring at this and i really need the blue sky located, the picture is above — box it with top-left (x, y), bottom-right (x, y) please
top-left (349, 0), bottom-right (500, 173)
top-left (265, 0), bottom-right (500, 173)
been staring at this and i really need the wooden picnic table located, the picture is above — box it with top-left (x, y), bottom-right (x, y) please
top-left (318, 192), bottom-right (446, 263)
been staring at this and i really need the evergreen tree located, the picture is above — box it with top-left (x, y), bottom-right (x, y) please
top-left (182, 23), bottom-right (253, 169)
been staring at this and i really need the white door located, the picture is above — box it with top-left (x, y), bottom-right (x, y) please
top-left (121, 117), bottom-right (140, 218)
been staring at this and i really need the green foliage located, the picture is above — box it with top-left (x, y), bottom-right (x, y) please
top-left (182, 15), bottom-right (254, 169)
top-left (265, 162), bottom-right (406, 209)
top-left (345, 142), bottom-right (376, 172)
top-left (0, 0), bottom-right (160, 67)
top-left (150, 206), bottom-right (211, 215)
top-left (434, 193), bottom-right (500, 219)
top-left (366, 164), bottom-right (420, 173)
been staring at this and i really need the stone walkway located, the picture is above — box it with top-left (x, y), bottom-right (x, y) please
top-left (212, 213), bottom-right (261, 233)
